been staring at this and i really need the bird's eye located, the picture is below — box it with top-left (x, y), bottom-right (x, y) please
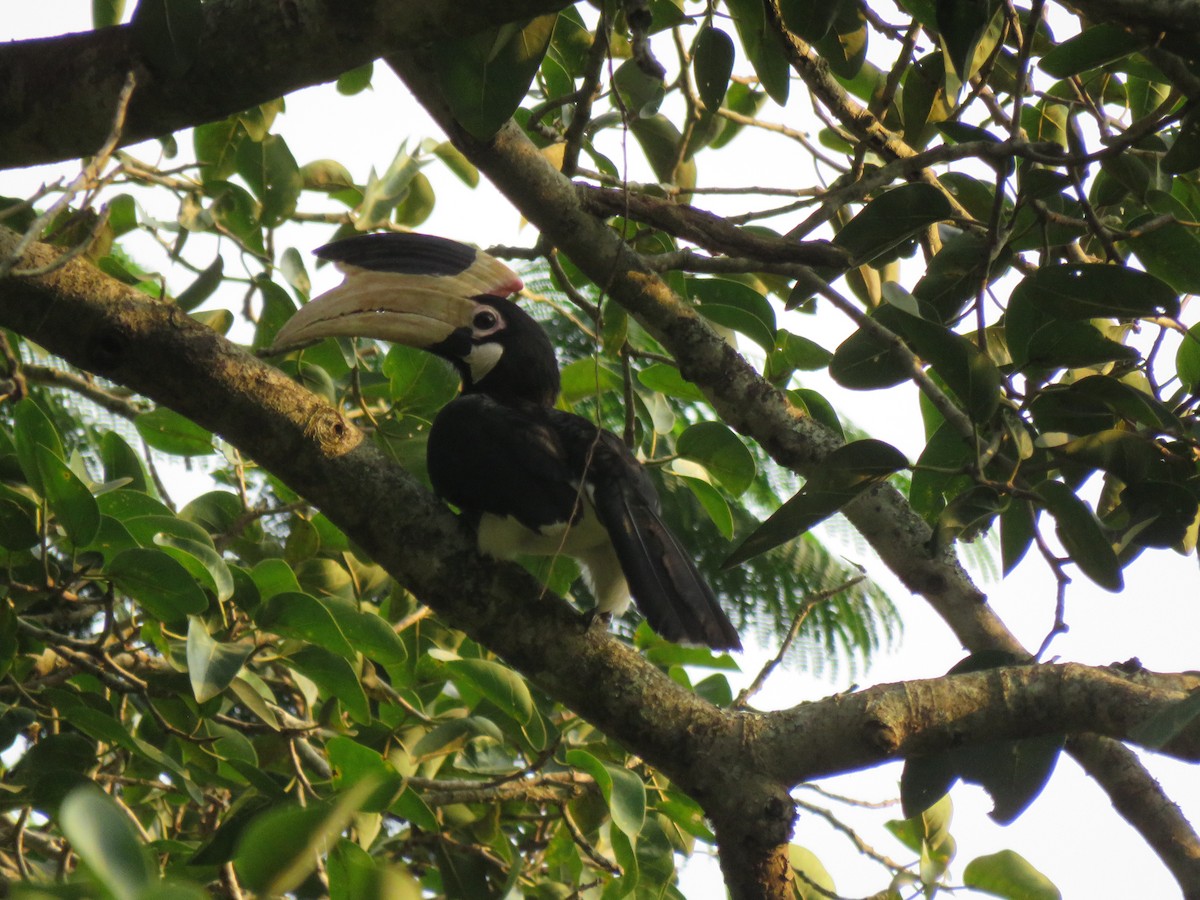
top-left (473, 309), bottom-right (500, 331)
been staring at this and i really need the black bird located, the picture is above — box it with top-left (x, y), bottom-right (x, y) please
top-left (271, 232), bottom-right (740, 650)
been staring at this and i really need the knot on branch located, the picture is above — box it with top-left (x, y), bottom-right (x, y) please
top-left (302, 406), bottom-right (360, 456)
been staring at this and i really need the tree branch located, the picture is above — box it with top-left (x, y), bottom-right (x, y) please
top-left (0, 0), bottom-right (572, 169)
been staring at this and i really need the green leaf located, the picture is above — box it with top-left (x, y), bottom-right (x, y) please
top-left (135, 408), bottom-right (214, 457)
top-left (788, 845), bottom-right (837, 900)
top-left (964, 850), bottom-right (1062, 900)
top-left (813, 1), bottom-right (868, 79)
top-left (765, 329), bottom-right (832, 383)
top-left (384, 344), bottom-right (460, 415)
top-left (37, 445), bottom-right (100, 546)
top-left (93, 0), bottom-right (127, 28)
top-left (1034, 480), bottom-right (1123, 591)
top-left (186, 617), bottom-right (254, 703)
top-left (1039, 23), bottom-right (1143, 78)
top-left (336, 61), bottom-right (375, 96)
top-left (194, 118), bottom-right (242, 183)
top-left (60, 786), bottom-right (154, 900)
top-left (726, 0), bottom-right (790, 104)
top-left (1178, 323), bottom-right (1200, 392)
top-left (0, 485), bottom-right (39, 550)
top-left (13, 398), bottom-right (64, 494)
top-left (778, 0), bottom-right (839, 41)
top-left (257, 591), bottom-right (357, 660)
top-left (833, 183), bottom-right (954, 265)
top-left (675, 421), bottom-right (755, 496)
top-left (175, 256), bottom-right (224, 312)
top-left (565, 749), bottom-right (646, 838)
top-left (326, 737), bottom-right (405, 813)
top-left (434, 14), bottom-right (558, 139)
top-left (1131, 690), bottom-right (1200, 749)
top-left (1000, 500), bottom-right (1035, 576)
top-left (637, 364), bottom-right (706, 402)
top-left (108, 547), bottom-right (210, 621)
top-left (560, 359), bottom-right (624, 403)
top-left (132, 0), bottom-right (204, 78)
top-left (678, 474), bottom-right (734, 538)
top-left (724, 440), bottom-right (907, 567)
top-left (688, 277), bottom-right (777, 351)
top-left (235, 785), bottom-right (376, 895)
top-left (100, 431), bottom-right (150, 493)
top-left (445, 658), bottom-right (534, 725)
top-left (889, 300), bottom-right (1002, 422)
top-left (1011, 264), bottom-right (1180, 321)
top-left (936, 0), bottom-right (1000, 82)
top-left (285, 645), bottom-right (371, 723)
top-left (157, 533), bottom-right (234, 602)
top-left (432, 141), bottom-right (480, 187)
top-left (694, 26), bottom-right (735, 115)
top-left (829, 307), bottom-right (912, 390)
top-left (1124, 191), bottom-right (1200, 294)
top-left (1163, 106), bottom-right (1200, 174)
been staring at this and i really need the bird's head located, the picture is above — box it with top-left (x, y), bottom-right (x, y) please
top-left (270, 233), bottom-right (560, 406)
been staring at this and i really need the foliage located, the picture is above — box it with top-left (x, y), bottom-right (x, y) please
top-left (1, 0), bottom-right (1199, 896)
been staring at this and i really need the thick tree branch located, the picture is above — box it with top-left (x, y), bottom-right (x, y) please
top-left (0, 0), bottom-right (571, 170)
top-left (387, 55), bottom-right (1200, 896)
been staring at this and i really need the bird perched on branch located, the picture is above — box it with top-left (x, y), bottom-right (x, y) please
top-left (271, 232), bottom-right (740, 651)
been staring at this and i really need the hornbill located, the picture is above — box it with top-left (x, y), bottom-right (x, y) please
top-left (271, 232), bottom-right (741, 650)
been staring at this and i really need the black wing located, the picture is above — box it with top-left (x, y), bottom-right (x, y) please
top-left (549, 410), bottom-right (741, 651)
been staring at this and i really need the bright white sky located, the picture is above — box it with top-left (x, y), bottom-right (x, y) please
top-left (4, 5), bottom-right (1199, 898)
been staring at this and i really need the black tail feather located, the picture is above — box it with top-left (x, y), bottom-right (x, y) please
top-left (595, 485), bottom-right (741, 651)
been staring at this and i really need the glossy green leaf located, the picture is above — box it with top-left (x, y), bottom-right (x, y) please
top-left (285, 645), bottom-right (371, 723)
top-left (132, 0), bottom-right (204, 78)
top-left (1039, 23), bottom-right (1143, 78)
top-left (434, 14), bottom-right (558, 139)
top-left (559, 358), bottom-right (623, 403)
top-left (336, 61), bottom-right (374, 96)
top-left (829, 306), bottom-right (912, 390)
top-left (194, 118), bottom-right (242, 183)
top-left (135, 407), bottom-right (214, 457)
top-left (813, 0), bottom-right (868, 79)
top-left (174, 255), bottom-right (225, 311)
top-left (890, 302), bottom-right (1002, 422)
top-left (108, 547), bottom-right (209, 620)
top-left (37, 445), bottom-right (100, 546)
top-left (13, 398), bottom-right (63, 494)
top-left (1035, 480), bottom-right (1123, 591)
top-left (637, 363), bottom-right (706, 402)
top-left (235, 785), bottom-right (375, 895)
top-left (357, 144), bottom-right (425, 230)
top-left (676, 421), bottom-right (755, 496)
top-left (186, 616), bottom-right (253, 703)
top-left (914, 230), bottom-right (1010, 323)
top-left (158, 533), bottom-right (234, 602)
top-left (694, 26), bottom-right (735, 116)
top-left (258, 591), bottom-right (356, 659)
top-left (689, 277), bottom-right (777, 351)
top-left (326, 737), bottom-right (405, 813)
top-left (936, 0), bottom-right (1000, 82)
top-left (964, 850), bottom-right (1062, 899)
top-left (1014, 264), bottom-right (1180, 321)
top-left (833, 183), bottom-right (953, 266)
top-left (788, 845), bottom-right (837, 900)
top-left (1124, 191), bottom-right (1200, 294)
top-left (778, 0), bottom-right (840, 41)
top-left (384, 344), bottom-right (460, 415)
top-left (60, 785), bottom-right (154, 900)
top-left (445, 658), bottom-right (534, 724)
top-left (764, 329), bottom-right (832, 384)
top-left (99, 431), bottom-right (150, 493)
top-left (93, 0), bottom-right (126, 28)
top-left (565, 748), bottom-right (645, 838)
top-left (1000, 499), bottom-right (1035, 576)
top-left (678, 474), bottom-right (734, 538)
top-left (1178, 323), bottom-right (1200, 392)
top-left (724, 440), bottom-right (907, 567)
top-left (0, 485), bottom-right (39, 550)
top-left (725, 0), bottom-right (789, 103)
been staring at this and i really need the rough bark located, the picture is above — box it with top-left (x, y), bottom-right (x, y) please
top-left (0, 0), bottom-right (570, 169)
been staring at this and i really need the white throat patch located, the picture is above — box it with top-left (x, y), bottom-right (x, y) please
top-left (465, 342), bottom-right (504, 383)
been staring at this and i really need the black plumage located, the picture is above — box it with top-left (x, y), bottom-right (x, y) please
top-left (271, 233), bottom-right (740, 650)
